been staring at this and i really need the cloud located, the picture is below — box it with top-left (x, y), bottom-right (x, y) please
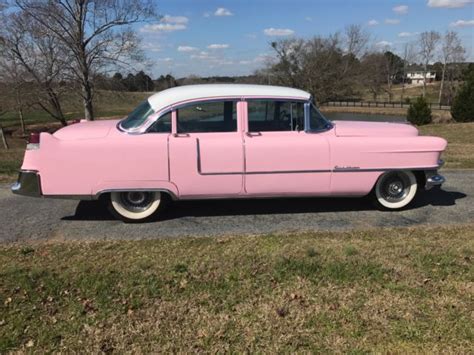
top-left (161, 15), bottom-right (189, 24)
top-left (393, 5), bottom-right (409, 14)
top-left (385, 18), bottom-right (401, 24)
top-left (207, 44), bottom-right (230, 49)
top-left (398, 32), bottom-right (415, 37)
top-left (367, 19), bottom-right (379, 26)
top-left (376, 40), bottom-right (393, 47)
top-left (427, 0), bottom-right (473, 8)
top-left (178, 46), bottom-right (198, 52)
top-left (157, 58), bottom-right (173, 62)
top-left (450, 19), bottom-right (474, 26)
top-left (263, 28), bottom-right (295, 36)
top-left (191, 51), bottom-right (215, 60)
top-left (141, 15), bottom-right (189, 33)
top-left (214, 7), bottom-right (233, 16)
top-left (142, 43), bottom-right (161, 52)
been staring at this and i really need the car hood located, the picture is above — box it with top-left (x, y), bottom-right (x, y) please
top-left (333, 120), bottom-right (418, 137)
top-left (54, 119), bottom-right (120, 140)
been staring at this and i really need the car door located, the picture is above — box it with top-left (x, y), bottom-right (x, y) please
top-left (168, 100), bottom-right (244, 198)
top-left (243, 99), bottom-right (331, 195)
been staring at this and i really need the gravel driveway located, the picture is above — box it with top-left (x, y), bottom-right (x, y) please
top-left (0, 170), bottom-right (472, 243)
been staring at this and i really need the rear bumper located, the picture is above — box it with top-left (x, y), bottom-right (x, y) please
top-left (11, 170), bottom-right (42, 197)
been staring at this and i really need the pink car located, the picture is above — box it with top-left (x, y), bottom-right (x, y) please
top-left (12, 84), bottom-right (447, 222)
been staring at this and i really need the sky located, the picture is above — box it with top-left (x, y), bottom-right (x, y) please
top-left (137, 0), bottom-right (474, 78)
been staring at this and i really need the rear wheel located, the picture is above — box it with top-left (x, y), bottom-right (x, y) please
top-left (108, 191), bottom-right (165, 222)
top-left (373, 170), bottom-right (418, 210)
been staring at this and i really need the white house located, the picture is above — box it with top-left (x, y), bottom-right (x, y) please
top-left (406, 71), bottom-right (436, 85)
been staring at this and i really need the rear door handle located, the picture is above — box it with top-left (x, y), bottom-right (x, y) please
top-left (173, 133), bottom-right (190, 138)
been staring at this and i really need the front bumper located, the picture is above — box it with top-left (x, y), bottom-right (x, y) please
top-left (11, 170), bottom-right (42, 197)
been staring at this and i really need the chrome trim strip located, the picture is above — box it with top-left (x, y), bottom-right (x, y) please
top-left (333, 165), bottom-right (442, 173)
top-left (95, 188), bottom-right (178, 201)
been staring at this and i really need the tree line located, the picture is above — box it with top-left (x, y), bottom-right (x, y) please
top-left (258, 25), bottom-right (467, 105)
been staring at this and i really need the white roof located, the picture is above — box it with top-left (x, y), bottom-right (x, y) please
top-left (147, 84), bottom-right (311, 112)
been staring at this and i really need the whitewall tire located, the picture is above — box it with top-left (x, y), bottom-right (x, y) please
top-left (374, 171), bottom-right (418, 210)
top-left (109, 191), bottom-right (163, 222)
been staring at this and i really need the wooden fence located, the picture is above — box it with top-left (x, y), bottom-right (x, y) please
top-left (321, 101), bottom-right (451, 111)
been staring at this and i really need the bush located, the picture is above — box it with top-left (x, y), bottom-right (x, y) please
top-left (451, 64), bottom-right (474, 122)
top-left (407, 96), bottom-right (432, 125)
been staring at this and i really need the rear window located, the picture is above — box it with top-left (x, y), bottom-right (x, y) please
top-left (120, 101), bottom-right (155, 130)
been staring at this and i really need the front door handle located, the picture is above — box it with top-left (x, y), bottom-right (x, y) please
top-left (245, 132), bottom-right (262, 137)
top-left (173, 133), bottom-right (190, 138)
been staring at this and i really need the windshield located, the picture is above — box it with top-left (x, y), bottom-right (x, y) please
top-left (120, 100), bottom-right (155, 130)
top-left (309, 103), bottom-right (333, 131)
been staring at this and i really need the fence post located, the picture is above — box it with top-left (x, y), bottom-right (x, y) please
top-left (0, 125), bottom-right (9, 150)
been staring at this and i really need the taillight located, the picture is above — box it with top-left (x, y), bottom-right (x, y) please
top-left (27, 132), bottom-right (40, 150)
top-left (28, 132), bottom-right (40, 144)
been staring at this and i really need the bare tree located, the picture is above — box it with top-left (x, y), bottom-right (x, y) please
top-left (15, 0), bottom-right (157, 120)
top-left (360, 52), bottom-right (386, 101)
top-left (418, 31), bottom-right (441, 97)
top-left (401, 42), bottom-right (417, 101)
top-left (343, 24), bottom-right (370, 74)
top-left (438, 31), bottom-right (465, 104)
top-left (0, 13), bottom-right (71, 125)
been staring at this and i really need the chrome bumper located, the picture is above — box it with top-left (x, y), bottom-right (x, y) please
top-left (425, 170), bottom-right (445, 190)
top-left (11, 170), bottom-right (42, 197)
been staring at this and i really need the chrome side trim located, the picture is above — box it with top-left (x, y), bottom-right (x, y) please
top-left (11, 170), bottom-right (42, 198)
top-left (94, 188), bottom-right (178, 201)
top-left (333, 165), bottom-right (442, 173)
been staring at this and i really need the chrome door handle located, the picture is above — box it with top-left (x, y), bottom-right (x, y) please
top-left (173, 133), bottom-right (190, 137)
top-left (245, 132), bottom-right (262, 137)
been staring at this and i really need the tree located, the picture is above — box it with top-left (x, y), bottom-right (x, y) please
top-left (400, 42), bottom-right (417, 101)
top-left (383, 51), bottom-right (404, 101)
top-left (438, 31), bottom-right (465, 104)
top-left (451, 64), bottom-right (474, 122)
top-left (15, 0), bottom-right (158, 120)
top-left (360, 52), bottom-right (386, 101)
top-left (0, 12), bottom-right (71, 126)
top-left (407, 96), bottom-right (432, 125)
top-left (418, 31), bottom-right (441, 97)
top-left (265, 31), bottom-right (364, 102)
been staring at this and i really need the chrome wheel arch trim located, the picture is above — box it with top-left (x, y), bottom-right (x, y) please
top-left (94, 188), bottom-right (178, 201)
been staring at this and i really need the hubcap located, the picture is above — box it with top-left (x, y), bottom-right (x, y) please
top-left (119, 191), bottom-right (155, 212)
top-left (380, 172), bottom-right (410, 203)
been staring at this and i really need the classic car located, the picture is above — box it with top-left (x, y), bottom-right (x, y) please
top-left (12, 84), bottom-right (447, 222)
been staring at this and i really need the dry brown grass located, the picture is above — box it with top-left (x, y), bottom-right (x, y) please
top-left (1, 225), bottom-right (473, 352)
top-left (320, 106), bottom-right (453, 123)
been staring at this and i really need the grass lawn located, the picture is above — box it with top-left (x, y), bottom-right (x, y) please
top-left (0, 225), bottom-right (473, 352)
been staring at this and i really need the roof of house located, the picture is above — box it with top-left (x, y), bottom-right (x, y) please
top-left (147, 84), bottom-right (311, 112)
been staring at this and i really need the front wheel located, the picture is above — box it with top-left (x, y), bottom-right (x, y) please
top-left (373, 170), bottom-right (418, 210)
top-left (108, 191), bottom-right (165, 222)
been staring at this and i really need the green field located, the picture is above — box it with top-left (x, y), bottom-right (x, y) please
top-left (0, 225), bottom-right (472, 352)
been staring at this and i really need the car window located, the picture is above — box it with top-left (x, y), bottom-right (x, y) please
top-left (177, 101), bottom-right (237, 133)
top-left (309, 104), bottom-right (332, 131)
top-left (120, 100), bottom-right (155, 130)
top-left (248, 101), bottom-right (304, 132)
top-left (147, 112), bottom-right (171, 133)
